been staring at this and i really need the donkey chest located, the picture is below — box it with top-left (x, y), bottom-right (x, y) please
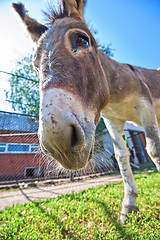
top-left (102, 95), bottom-right (141, 124)
top-left (153, 99), bottom-right (160, 125)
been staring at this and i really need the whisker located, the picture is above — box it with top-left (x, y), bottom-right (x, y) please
top-left (41, 138), bottom-right (118, 179)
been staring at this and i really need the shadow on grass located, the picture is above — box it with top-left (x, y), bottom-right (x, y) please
top-left (19, 188), bottom-right (69, 238)
top-left (19, 187), bottom-right (133, 239)
top-left (93, 200), bottom-right (132, 239)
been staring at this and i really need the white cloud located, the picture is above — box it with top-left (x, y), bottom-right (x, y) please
top-left (0, 11), bottom-right (34, 72)
top-left (0, 10), bottom-right (34, 111)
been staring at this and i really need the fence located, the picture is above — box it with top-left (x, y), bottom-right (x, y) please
top-left (0, 110), bottom-right (119, 185)
top-left (0, 70), bottom-right (154, 185)
top-left (0, 110), bottom-right (155, 186)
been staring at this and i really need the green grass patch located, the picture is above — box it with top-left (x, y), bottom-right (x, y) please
top-left (0, 172), bottom-right (159, 239)
top-left (0, 186), bottom-right (35, 193)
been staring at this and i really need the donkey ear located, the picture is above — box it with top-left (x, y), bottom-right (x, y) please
top-left (12, 3), bottom-right (48, 42)
top-left (62, 0), bottom-right (86, 19)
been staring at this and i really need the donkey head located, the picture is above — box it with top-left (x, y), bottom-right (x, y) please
top-left (12, 0), bottom-right (109, 170)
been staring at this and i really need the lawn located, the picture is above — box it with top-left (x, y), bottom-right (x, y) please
top-left (0, 172), bottom-right (159, 239)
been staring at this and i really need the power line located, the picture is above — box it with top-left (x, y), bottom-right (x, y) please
top-left (0, 98), bottom-right (39, 108)
top-left (0, 70), bottom-right (39, 83)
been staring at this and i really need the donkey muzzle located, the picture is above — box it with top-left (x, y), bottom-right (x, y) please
top-left (39, 89), bottom-right (96, 170)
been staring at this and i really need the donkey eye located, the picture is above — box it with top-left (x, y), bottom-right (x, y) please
top-left (72, 34), bottom-right (90, 52)
top-left (75, 35), bottom-right (89, 47)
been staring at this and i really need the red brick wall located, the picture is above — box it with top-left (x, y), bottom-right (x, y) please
top-left (0, 154), bottom-right (42, 178)
top-left (0, 130), bottom-right (39, 144)
top-left (0, 130), bottom-right (46, 179)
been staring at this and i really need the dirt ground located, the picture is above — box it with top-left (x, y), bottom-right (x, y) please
top-left (0, 174), bottom-right (122, 211)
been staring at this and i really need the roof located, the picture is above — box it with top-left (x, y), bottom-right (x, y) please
top-left (0, 111), bottom-right (38, 133)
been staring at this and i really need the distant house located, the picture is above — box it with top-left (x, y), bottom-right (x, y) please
top-left (95, 118), bottom-right (152, 169)
top-left (124, 122), bottom-right (152, 165)
top-left (0, 111), bottom-right (45, 180)
top-left (94, 118), bottom-right (115, 171)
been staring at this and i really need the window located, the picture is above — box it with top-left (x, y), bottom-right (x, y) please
top-left (0, 143), bottom-right (39, 154)
top-left (131, 131), bottom-right (149, 163)
top-left (0, 143), bottom-right (6, 152)
top-left (8, 144), bottom-right (29, 152)
top-left (31, 144), bottom-right (39, 153)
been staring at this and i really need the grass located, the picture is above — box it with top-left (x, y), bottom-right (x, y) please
top-left (0, 172), bottom-right (159, 239)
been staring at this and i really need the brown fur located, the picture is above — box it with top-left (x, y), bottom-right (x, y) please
top-left (33, 18), bottom-right (109, 124)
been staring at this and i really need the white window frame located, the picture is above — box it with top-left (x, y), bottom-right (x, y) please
top-left (0, 143), bottom-right (39, 154)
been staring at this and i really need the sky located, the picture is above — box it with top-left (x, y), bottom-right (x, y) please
top-left (0, 0), bottom-right (160, 112)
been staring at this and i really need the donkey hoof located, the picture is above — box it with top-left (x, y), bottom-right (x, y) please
top-left (126, 205), bottom-right (139, 214)
top-left (120, 213), bottom-right (128, 225)
top-left (120, 205), bottom-right (139, 224)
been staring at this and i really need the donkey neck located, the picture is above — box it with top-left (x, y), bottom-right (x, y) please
top-left (98, 50), bottom-right (139, 104)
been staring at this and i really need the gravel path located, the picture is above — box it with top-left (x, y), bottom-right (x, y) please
top-left (0, 175), bottom-right (122, 211)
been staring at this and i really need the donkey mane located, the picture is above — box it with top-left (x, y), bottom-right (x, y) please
top-left (43, 3), bottom-right (65, 26)
top-left (44, 0), bottom-right (86, 27)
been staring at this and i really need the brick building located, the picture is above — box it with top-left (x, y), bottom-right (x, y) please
top-left (0, 111), bottom-right (45, 180)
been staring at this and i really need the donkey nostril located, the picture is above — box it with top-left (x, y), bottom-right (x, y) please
top-left (71, 125), bottom-right (79, 149)
top-left (70, 123), bottom-right (85, 151)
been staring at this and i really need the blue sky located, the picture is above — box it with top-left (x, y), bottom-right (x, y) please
top-left (1, 0), bottom-right (160, 69)
top-left (0, 0), bottom-right (160, 111)
top-left (85, 0), bottom-right (160, 69)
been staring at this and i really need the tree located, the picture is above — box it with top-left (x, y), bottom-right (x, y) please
top-left (99, 43), bottom-right (114, 57)
top-left (6, 54), bottom-right (39, 116)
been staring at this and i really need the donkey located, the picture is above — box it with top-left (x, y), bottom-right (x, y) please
top-left (12, 0), bottom-right (160, 223)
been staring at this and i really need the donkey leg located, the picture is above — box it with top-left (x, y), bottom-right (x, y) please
top-left (138, 102), bottom-right (160, 173)
top-left (104, 118), bottom-right (139, 224)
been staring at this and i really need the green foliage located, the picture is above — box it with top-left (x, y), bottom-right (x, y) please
top-left (6, 54), bottom-right (39, 116)
top-left (96, 117), bottom-right (107, 136)
top-left (99, 43), bottom-right (114, 57)
top-left (0, 172), bottom-right (159, 239)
